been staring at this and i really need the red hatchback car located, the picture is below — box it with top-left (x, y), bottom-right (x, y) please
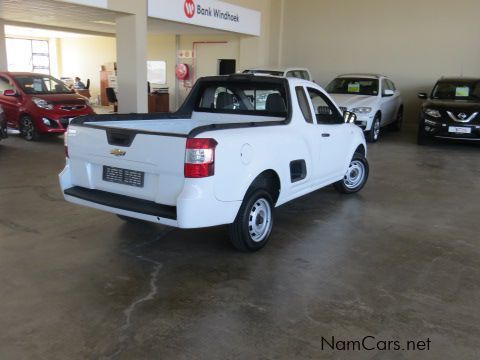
top-left (0, 72), bottom-right (95, 141)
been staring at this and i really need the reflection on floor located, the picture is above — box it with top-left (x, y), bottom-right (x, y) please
top-left (0, 124), bottom-right (479, 359)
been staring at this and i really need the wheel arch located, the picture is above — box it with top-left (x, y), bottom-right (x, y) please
top-left (355, 144), bottom-right (366, 156)
top-left (246, 169), bottom-right (281, 205)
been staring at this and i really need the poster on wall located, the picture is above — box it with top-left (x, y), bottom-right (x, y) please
top-left (147, 61), bottom-right (167, 85)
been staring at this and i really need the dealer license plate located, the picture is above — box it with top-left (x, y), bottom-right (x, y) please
top-left (102, 166), bottom-right (144, 188)
top-left (448, 126), bottom-right (471, 134)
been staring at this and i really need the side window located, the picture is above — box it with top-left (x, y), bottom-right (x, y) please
top-left (381, 79), bottom-right (388, 95)
top-left (387, 80), bottom-right (396, 91)
top-left (285, 71), bottom-right (298, 77)
top-left (307, 88), bottom-right (343, 124)
top-left (296, 86), bottom-right (313, 124)
top-left (0, 77), bottom-right (14, 95)
top-left (301, 71), bottom-right (310, 81)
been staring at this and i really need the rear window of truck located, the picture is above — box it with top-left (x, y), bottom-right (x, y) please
top-left (195, 81), bottom-right (288, 117)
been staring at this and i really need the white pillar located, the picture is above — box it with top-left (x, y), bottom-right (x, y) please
top-left (115, 9), bottom-right (148, 113)
top-left (0, 20), bottom-right (8, 71)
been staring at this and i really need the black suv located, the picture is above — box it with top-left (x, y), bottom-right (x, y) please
top-left (417, 77), bottom-right (480, 144)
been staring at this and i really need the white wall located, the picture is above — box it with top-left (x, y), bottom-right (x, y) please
top-left (58, 36), bottom-right (116, 102)
top-left (147, 34), bottom-right (177, 110)
top-left (280, 0), bottom-right (480, 122)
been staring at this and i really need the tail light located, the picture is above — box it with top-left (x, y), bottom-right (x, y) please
top-left (184, 138), bottom-right (218, 178)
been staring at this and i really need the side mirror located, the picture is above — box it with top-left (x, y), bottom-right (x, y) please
top-left (344, 111), bottom-right (357, 123)
top-left (383, 89), bottom-right (394, 97)
top-left (3, 89), bottom-right (18, 97)
top-left (417, 92), bottom-right (428, 99)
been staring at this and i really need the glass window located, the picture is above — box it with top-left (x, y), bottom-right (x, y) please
top-left (387, 79), bottom-right (396, 91)
top-left (0, 76), bottom-right (14, 95)
top-left (296, 86), bottom-right (313, 123)
top-left (381, 79), bottom-right (390, 95)
top-left (14, 75), bottom-right (71, 94)
top-left (242, 70), bottom-right (284, 77)
top-left (196, 81), bottom-right (288, 116)
top-left (285, 71), bottom-right (295, 78)
top-left (432, 81), bottom-right (480, 100)
top-left (147, 60), bottom-right (167, 85)
top-left (300, 71), bottom-right (310, 80)
top-left (307, 88), bottom-right (343, 124)
top-left (6, 38), bottom-right (50, 74)
top-left (326, 77), bottom-right (379, 96)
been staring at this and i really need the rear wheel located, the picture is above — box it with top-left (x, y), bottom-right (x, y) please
top-left (228, 188), bottom-right (274, 252)
top-left (20, 116), bottom-right (39, 141)
top-left (392, 108), bottom-right (403, 131)
top-left (366, 115), bottom-right (381, 143)
top-left (334, 152), bottom-right (369, 194)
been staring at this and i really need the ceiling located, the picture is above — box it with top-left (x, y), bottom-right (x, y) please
top-left (0, 0), bottom-right (121, 35)
top-left (0, 0), bottom-right (238, 37)
top-left (5, 25), bottom-right (95, 39)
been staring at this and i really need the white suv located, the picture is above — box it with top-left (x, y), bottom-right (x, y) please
top-left (326, 74), bottom-right (404, 142)
top-left (243, 67), bottom-right (312, 82)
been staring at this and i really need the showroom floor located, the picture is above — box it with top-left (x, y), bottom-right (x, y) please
top-left (0, 125), bottom-right (479, 359)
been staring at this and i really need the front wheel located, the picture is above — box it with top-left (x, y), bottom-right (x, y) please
top-left (228, 189), bottom-right (274, 252)
top-left (334, 153), bottom-right (369, 194)
top-left (20, 116), bottom-right (40, 141)
top-left (366, 115), bottom-right (381, 143)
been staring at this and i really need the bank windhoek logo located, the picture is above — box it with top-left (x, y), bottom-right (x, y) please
top-left (184, 0), bottom-right (195, 18)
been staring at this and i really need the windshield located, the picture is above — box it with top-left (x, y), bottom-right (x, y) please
top-left (196, 81), bottom-right (288, 117)
top-left (14, 75), bottom-right (72, 95)
top-left (243, 70), bottom-right (284, 77)
top-left (326, 78), bottom-right (379, 96)
top-left (432, 81), bottom-right (480, 100)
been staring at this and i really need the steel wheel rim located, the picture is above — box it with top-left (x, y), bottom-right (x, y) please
top-left (373, 119), bottom-right (380, 140)
top-left (22, 118), bottom-right (34, 139)
top-left (248, 198), bottom-right (272, 242)
top-left (344, 160), bottom-right (365, 189)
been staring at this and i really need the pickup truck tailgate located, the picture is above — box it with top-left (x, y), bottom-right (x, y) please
top-left (67, 124), bottom-right (186, 206)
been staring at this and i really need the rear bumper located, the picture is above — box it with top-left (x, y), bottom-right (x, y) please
top-left (64, 186), bottom-right (177, 219)
top-left (59, 165), bottom-right (241, 229)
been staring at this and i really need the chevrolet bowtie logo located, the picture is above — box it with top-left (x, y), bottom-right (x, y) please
top-left (110, 149), bottom-right (126, 157)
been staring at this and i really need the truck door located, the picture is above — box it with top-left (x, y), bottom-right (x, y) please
top-left (305, 86), bottom-right (352, 183)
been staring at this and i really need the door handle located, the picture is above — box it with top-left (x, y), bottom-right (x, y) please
top-left (322, 133), bottom-right (330, 137)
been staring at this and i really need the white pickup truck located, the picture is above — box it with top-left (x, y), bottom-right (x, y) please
top-left (60, 75), bottom-right (368, 252)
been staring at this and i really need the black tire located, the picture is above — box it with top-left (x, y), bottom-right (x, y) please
top-left (392, 108), bottom-right (403, 131)
top-left (366, 115), bottom-right (381, 143)
top-left (20, 116), bottom-right (40, 141)
top-left (417, 123), bottom-right (429, 145)
top-left (117, 214), bottom-right (146, 224)
top-left (334, 152), bottom-right (369, 194)
top-left (228, 188), bottom-right (274, 252)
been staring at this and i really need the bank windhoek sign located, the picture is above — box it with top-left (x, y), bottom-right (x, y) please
top-left (148, 0), bottom-right (261, 36)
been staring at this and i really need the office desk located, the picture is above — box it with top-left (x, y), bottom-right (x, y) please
top-left (75, 89), bottom-right (91, 98)
top-left (148, 93), bottom-right (169, 113)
